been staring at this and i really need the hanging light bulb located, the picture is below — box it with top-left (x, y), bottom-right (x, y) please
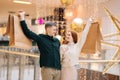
top-left (64, 7), bottom-right (76, 20)
top-left (73, 18), bottom-right (83, 25)
top-left (60, 0), bottom-right (74, 6)
top-left (71, 17), bottom-right (84, 32)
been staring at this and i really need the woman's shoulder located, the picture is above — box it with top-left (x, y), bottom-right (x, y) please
top-left (60, 44), bottom-right (68, 50)
top-left (60, 44), bottom-right (67, 48)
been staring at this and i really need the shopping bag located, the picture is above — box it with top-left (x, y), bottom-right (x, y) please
top-left (81, 22), bottom-right (103, 54)
top-left (5, 14), bottom-right (32, 49)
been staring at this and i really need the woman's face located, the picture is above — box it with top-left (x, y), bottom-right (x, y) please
top-left (65, 31), bottom-right (73, 43)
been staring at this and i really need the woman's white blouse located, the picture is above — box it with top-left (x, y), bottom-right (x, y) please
top-left (60, 20), bottom-right (92, 68)
top-left (60, 43), bottom-right (80, 67)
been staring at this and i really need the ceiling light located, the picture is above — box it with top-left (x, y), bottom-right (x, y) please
top-left (61, 0), bottom-right (74, 6)
top-left (13, 0), bottom-right (31, 4)
top-left (73, 18), bottom-right (83, 25)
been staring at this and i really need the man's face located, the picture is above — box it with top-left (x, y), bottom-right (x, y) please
top-left (46, 26), bottom-right (57, 36)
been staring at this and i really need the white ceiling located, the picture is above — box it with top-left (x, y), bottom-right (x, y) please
top-left (0, 0), bottom-right (117, 23)
top-left (0, 0), bottom-right (36, 22)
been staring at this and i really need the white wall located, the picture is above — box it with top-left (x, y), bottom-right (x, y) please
top-left (100, 0), bottom-right (120, 75)
top-left (98, 0), bottom-right (120, 17)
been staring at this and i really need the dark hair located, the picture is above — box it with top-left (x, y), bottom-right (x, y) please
top-left (62, 31), bottom-right (78, 44)
top-left (45, 22), bottom-right (56, 29)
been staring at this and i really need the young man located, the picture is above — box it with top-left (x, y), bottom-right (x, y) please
top-left (19, 12), bottom-right (61, 80)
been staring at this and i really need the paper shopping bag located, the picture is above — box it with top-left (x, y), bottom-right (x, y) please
top-left (6, 14), bottom-right (32, 49)
top-left (81, 22), bottom-right (103, 54)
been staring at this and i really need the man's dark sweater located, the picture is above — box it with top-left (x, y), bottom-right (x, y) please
top-left (20, 21), bottom-right (61, 70)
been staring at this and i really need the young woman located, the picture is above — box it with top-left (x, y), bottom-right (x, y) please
top-left (60, 31), bottom-right (79, 80)
top-left (60, 19), bottom-right (93, 80)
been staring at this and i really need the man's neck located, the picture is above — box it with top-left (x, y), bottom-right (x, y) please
top-left (46, 34), bottom-right (53, 37)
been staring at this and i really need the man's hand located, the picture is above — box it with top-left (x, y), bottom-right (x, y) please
top-left (18, 11), bottom-right (25, 21)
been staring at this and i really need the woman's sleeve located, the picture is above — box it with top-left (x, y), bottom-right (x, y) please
top-left (20, 20), bottom-right (39, 41)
